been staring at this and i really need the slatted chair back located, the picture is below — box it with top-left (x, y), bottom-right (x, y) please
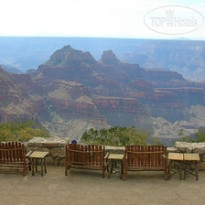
top-left (65, 144), bottom-right (106, 177)
top-left (0, 141), bottom-right (26, 176)
top-left (66, 144), bottom-right (104, 166)
top-left (125, 145), bottom-right (167, 168)
top-left (123, 145), bottom-right (168, 180)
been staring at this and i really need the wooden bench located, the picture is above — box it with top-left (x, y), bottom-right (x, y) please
top-left (65, 144), bottom-right (108, 178)
top-left (123, 145), bottom-right (168, 180)
top-left (0, 141), bottom-right (27, 176)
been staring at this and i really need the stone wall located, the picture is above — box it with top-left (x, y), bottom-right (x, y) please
top-left (26, 138), bottom-right (126, 166)
top-left (26, 137), bottom-right (68, 166)
top-left (26, 138), bottom-right (205, 170)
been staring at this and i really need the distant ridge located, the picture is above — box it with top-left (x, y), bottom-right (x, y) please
top-left (0, 64), bottom-right (22, 74)
top-left (0, 37), bottom-right (205, 80)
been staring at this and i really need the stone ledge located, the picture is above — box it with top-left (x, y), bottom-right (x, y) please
top-left (175, 142), bottom-right (205, 155)
top-left (26, 136), bottom-right (68, 166)
top-left (25, 138), bottom-right (205, 170)
top-left (27, 136), bottom-right (68, 148)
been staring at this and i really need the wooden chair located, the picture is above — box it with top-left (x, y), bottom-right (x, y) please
top-left (0, 141), bottom-right (27, 176)
top-left (65, 144), bottom-right (108, 178)
top-left (123, 145), bottom-right (168, 180)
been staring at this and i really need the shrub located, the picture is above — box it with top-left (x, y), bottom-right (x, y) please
top-left (0, 120), bottom-right (50, 142)
top-left (181, 128), bottom-right (205, 143)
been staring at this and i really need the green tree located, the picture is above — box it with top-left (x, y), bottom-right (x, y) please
top-left (149, 137), bottom-right (164, 146)
top-left (181, 128), bottom-right (205, 143)
top-left (81, 126), bottom-right (149, 146)
top-left (195, 128), bottom-right (205, 142)
top-left (181, 136), bottom-right (194, 143)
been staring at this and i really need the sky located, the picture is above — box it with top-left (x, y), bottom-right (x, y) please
top-left (0, 0), bottom-right (204, 39)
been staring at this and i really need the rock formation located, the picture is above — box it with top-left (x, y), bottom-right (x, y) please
top-left (1, 45), bottom-right (205, 143)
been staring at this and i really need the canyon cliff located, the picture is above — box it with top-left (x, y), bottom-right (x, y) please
top-left (1, 45), bottom-right (205, 143)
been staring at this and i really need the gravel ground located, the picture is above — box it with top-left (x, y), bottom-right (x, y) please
top-left (0, 166), bottom-right (205, 205)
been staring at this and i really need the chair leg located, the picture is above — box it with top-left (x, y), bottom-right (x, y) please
top-left (65, 164), bottom-right (68, 176)
top-left (168, 161), bottom-right (171, 179)
top-left (23, 165), bottom-right (26, 176)
top-left (164, 168), bottom-right (168, 180)
top-left (102, 168), bottom-right (105, 178)
top-left (122, 168), bottom-right (127, 180)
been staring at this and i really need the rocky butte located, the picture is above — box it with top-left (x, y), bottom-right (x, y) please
top-left (1, 46), bottom-right (205, 144)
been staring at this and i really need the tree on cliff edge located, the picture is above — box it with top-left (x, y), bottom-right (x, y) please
top-left (81, 126), bottom-right (149, 146)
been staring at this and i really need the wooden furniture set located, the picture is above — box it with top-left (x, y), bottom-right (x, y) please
top-left (0, 141), bottom-right (200, 181)
top-left (65, 144), bottom-right (200, 180)
top-left (0, 141), bottom-right (48, 176)
top-left (65, 144), bottom-right (169, 180)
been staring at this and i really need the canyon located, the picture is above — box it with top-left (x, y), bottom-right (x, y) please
top-left (0, 45), bottom-right (205, 144)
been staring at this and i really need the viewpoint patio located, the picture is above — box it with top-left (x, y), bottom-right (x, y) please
top-left (1, 165), bottom-right (205, 205)
top-left (2, 138), bottom-right (205, 204)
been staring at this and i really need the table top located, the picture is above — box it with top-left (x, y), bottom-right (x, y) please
top-left (168, 153), bottom-right (200, 161)
top-left (108, 154), bottom-right (124, 160)
top-left (184, 153), bottom-right (200, 161)
top-left (168, 153), bottom-right (184, 161)
top-left (29, 151), bottom-right (49, 159)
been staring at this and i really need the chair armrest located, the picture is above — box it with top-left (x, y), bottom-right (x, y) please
top-left (26, 150), bottom-right (33, 157)
top-left (104, 152), bottom-right (110, 160)
top-left (123, 153), bottom-right (127, 160)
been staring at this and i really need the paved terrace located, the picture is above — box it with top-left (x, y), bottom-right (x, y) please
top-left (1, 166), bottom-right (205, 205)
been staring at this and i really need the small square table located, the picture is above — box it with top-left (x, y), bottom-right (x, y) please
top-left (29, 151), bottom-right (49, 176)
top-left (168, 153), bottom-right (184, 180)
top-left (107, 154), bottom-right (124, 179)
top-left (183, 153), bottom-right (200, 180)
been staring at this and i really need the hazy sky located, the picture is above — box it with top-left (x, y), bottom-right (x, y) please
top-left (0, 0), bottom-right (204, 39)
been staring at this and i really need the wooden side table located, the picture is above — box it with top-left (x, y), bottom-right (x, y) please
top-left (107, 154), bottom-right (124, 179)
top-left (29, 151), bottom-right (49, 176)
top-left (168, 153), bottom-right (184, 180)
top-left (183, 153), bottom-right (200, 180)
